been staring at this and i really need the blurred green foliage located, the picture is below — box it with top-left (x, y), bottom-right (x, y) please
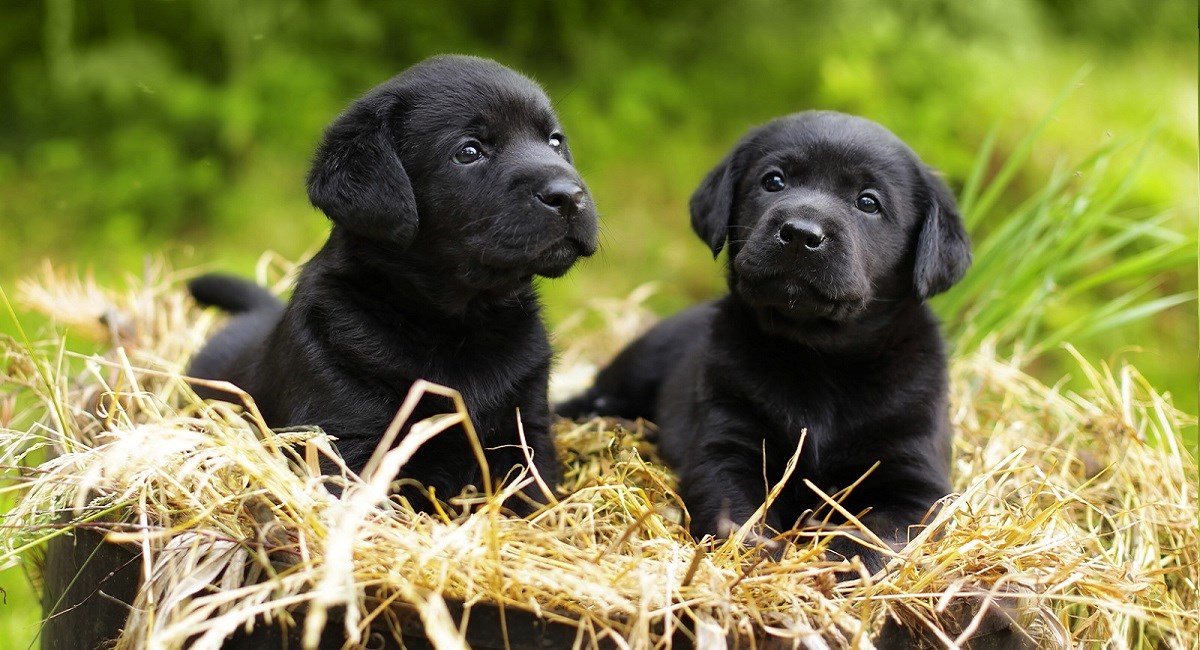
top-left (0, 2), bottom-right (1196, 644)
top-left (0, 3), bottom-right (1194, 427)
top-left (1, 0), bottom-right (1194, 413)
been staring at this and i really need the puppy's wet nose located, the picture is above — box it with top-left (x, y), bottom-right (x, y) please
top-left (536, 180), bottom-right (587, 217)
top-left (777, 218), bottom-right (826, 251)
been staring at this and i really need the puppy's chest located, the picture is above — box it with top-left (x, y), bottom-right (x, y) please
top-left (385, 323), bottom-right (550, 412)
top-left (722, 351), bottom-right (899, 441)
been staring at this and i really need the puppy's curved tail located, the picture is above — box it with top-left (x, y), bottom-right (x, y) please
top-left (188, 273), bottom-right (284, 314)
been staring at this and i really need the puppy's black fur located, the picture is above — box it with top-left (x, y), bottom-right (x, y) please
top-left (559, 111), bottom-right (970, 572)
top-left (189, 55), bottom-right (598, 513)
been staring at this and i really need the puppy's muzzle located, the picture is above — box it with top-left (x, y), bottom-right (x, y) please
top-left (536, 179), bottom-right (587, 218)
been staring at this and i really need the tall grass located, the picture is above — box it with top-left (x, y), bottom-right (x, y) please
top-left (936, 97), bottom-right (1195, 397)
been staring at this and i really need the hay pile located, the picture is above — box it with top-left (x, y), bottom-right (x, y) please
top-left (1, 262), bottom-right (1196, 649)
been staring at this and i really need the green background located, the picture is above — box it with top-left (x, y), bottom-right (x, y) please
top-left (1, 1), bottom-right (1196, 646)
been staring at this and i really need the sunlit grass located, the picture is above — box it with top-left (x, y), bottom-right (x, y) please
top-left (0, 492), bottom-right (41, 650)
top-left (944, 90), bottom-right (1196, 359)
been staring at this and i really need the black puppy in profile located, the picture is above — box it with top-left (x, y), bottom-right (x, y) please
top-left (560, 111), bottom-right (971, 572)
top-left (189, 55), bottom-right (597, 513)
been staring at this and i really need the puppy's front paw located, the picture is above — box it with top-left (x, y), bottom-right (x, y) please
top-left (554, 393), bottom-right (598, 419)
top-left (824, 534), bottom-right (887, 581)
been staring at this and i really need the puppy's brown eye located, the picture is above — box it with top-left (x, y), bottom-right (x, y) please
top-left (549, 133), bottom-right (565, 149)
top-left (762, 172), bottom-right (785, 192)
top-left (453, 142), bottom-right (485, 164)
top-left (855, 193), bottom-right (881, 214)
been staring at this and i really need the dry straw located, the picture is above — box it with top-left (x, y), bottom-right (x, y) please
top-left (1, 262), bottom-right (1196, 649)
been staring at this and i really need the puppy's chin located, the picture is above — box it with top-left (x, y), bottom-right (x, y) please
top-left (750, 304), bottom-right (843, 340)
top-left (531, 237), bottom-right (594, 278)
top-left (734, 278), bottom-right (868, 325)
top-left (463, 238), bottom-right (591, 297)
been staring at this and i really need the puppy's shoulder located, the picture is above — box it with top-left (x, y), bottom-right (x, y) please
top-left (885, 302), bottom-right (951, 374)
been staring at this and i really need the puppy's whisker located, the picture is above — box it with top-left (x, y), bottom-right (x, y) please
top-left (459, 212), bottom-right (504, 228)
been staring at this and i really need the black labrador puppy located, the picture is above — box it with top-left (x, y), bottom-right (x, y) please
top-left (189, 55), bottom-right (598, 513)
top-left (559, 111), bottom-right (971, 572)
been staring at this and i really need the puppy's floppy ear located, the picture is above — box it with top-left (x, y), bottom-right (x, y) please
top-left (913, 167), bottom-right (972, 300)
top-left (689, 152), bottom-right (738, 257)
top-left (307, 93), bottom-right (418, 248)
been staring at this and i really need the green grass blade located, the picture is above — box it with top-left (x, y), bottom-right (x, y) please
top-left (967, 65), bottom-right (1092, 225)
top-left (1042, 292), bottom-right (1196, 351)
top-left (959, 125), bottom-right (998, 225)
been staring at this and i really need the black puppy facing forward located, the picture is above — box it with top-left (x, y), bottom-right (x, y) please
top-left (189, 56), bottom-right (597, 513)
top-left (559, 111), bottom-right (970, 572)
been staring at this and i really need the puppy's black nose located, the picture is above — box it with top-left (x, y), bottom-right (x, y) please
top-left (778, 218), bottom-right (825, 251)
top-left (536, 180), bottom-right (586, 217)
